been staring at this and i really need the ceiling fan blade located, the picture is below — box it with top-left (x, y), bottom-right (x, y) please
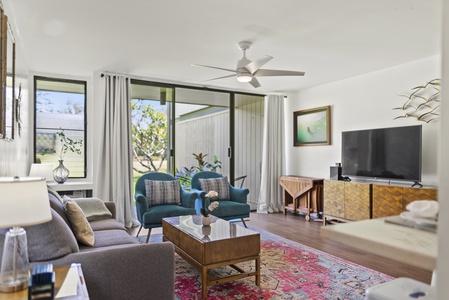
top-left (244, 55), bottom-right (273, 74)
top-left (191, 64), bottom-right (237, 74)
top-left (249, 77), bottom-right (261, 88)
top-left (203, 74), bottom-right (236, 82)
top-left (254, 69), bottom-right (305, 77)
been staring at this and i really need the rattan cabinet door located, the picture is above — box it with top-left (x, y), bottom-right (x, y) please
top-left (372, 185), bottom-right (403, 218)
top-left (344, 182), bottom-right (371, 221)
top-left (402, 187), bottom-right (437, 209)
top-left (323, 180), bottom-right (345, 218)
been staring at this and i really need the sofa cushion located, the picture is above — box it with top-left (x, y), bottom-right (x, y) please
top-left (78, 229), bottom-right (139, 251)
top-left (24, 209), bottom-right (80, 262)
top-left (48, 192), bottom-right (73, 230)
top-left (198, 177), bottom-right (230, 200)
top-left (64, 196), bottom-right (112, 221)
top-left (47, 185), bottom-right (64, 203)
top-left (64, 200), bottom-right (95, 246)
top-left (144, 179), bottom-right (181, 207)
top-left (89, 218), bottom-right (127, 231)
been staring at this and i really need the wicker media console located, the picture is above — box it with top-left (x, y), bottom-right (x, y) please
top-left (323, 180), bottom-right (437, 225)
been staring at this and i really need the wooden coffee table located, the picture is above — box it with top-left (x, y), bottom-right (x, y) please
top-left (162, 215), bottom-right (260, 299)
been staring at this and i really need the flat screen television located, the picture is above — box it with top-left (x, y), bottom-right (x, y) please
top-left (341, 125), bottom-right (422, 183)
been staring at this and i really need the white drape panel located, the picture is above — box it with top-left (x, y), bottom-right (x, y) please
top-left (257, 94), bottom-right (285, 213)
top-left (94, 75), bottom-right (139, 227)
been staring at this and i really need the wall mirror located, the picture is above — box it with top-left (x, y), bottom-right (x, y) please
top-left (0, 7), bottom-right (15, 140)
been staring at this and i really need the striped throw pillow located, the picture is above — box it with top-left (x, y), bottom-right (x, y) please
top-left (198, 177), bottom-right (230, 200)
top-left (144, 180), bottom-right (181, 207)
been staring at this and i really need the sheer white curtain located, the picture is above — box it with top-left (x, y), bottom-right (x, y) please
top-left (257, 94), bottom-right (285, 213)
top-left (94, 74), bottom-right (139, 227)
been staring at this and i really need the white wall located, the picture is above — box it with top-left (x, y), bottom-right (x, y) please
top-left (0, 1), bottom-right (30, 177)
top-left (0, 74), bottom-right (30, 176)
top-left (437, 1), bottom-right (449, 297)
top-left (285, 56), bottom-right (441, 186)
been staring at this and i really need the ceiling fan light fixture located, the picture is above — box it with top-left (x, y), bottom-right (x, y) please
top-left (193, 41), bottom-right (305, 88)
top-left (237, 73), bottom-right (252, 83)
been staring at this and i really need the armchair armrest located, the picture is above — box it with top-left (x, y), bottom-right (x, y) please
top-left (230, 186), bottom-right (250, 204)
top-left (45, 243), bottom-right (175, 300)
top-left (180, 188), bottom-right (197, 209)
top-left (134, 192), bottom-right (149, 224)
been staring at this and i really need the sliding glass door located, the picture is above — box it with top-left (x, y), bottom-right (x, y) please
top-left (174, 88), bottom-right (230, 186)
top-left (130, 80), bottom-right (264, 209)
top-left (130, 82), bottom-right (173, 184)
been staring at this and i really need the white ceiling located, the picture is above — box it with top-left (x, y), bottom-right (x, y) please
top-left (5, 0), bottom-right (442, 94)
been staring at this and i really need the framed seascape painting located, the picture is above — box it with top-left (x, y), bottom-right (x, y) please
top-left (293, 105), bottom-right (331, 146)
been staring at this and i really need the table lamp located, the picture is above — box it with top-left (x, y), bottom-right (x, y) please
top-left (0, 177), bottom-right (51, 293)
top-left (29, 164), bottom-right (55, 183)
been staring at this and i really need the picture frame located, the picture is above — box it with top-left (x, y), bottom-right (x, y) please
top-left (0, 8), bottom-right (15, 140)
top-left (0, 8), bottom-right (6, 139)
top-left (293, 105), bottom-right (331, 146)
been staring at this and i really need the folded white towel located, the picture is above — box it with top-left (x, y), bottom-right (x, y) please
top-left (406, 200), bottom-right (439, 219)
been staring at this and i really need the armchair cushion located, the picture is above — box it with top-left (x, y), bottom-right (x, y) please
top-left (142, 205), bottom-right (195, 226)
top-left (145, 179), bottom-right (181, 207)
top-left (198, 177), bottom-right (230, 200)
top-left (209, 201), bottom-right (251, 219)
top-left (64, 200), bottom-right (95, 246)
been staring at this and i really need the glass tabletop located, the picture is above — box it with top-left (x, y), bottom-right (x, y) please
top-left (163, 215), bottom-right (258, 242)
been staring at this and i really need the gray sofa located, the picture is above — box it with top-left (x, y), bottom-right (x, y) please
top-left (0, 190), bottom-right (175, 300)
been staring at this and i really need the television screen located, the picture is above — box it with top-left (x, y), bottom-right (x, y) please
top-left (341, 125), bottom-right (422, 182)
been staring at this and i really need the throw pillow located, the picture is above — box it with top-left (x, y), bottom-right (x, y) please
top-left (24, 209), bottom-right (80, 262)
top-left (64, 200), bottom-right (95, 246)
top-left (198, 177), bottom-right (230, 200)
top-left (63, 195), bottom-right (112, 221)
top-left (144, 179), bottom-right (181, 207)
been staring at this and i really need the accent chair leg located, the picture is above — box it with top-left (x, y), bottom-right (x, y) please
top-left (145, 228), bottom-right (152, 243)
top-left (136, 225), bottom-right (143, 237)
top-left (241, 218), bottom-right (248, 228)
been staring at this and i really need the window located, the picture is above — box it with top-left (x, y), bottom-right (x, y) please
top-left (34, 77), bottom-right (87, 178)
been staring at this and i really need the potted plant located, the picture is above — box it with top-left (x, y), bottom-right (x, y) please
top-left (175, 153), bottom-right (222, 189)
top-left (39, 129), bottom-right (83, 183)
top-left (200, 191), bottom-right (219, 226)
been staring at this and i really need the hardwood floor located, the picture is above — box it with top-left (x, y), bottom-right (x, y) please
top-left (133, 212), bottom-right (432, 284)
top-left (247, 212), bottom-right (432, 284)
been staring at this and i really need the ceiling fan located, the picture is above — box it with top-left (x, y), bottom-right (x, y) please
top-left (192, 41), bottom-right (305, 88)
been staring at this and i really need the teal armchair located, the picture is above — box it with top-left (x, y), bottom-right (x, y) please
top-left (135, 172), bottom-right (197, 243)
top-left (191, 171), bottom-right (250, 227)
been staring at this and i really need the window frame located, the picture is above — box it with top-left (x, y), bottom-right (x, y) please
top-left (33, 76), bottom-right (87, 179)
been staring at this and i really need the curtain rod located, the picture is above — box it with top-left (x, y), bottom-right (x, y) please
top-left (100, 71), bottom-right (130, 78)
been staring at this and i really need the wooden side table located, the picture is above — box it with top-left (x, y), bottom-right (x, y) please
top-left (279, 175), bottom-right (324, 221)
top-left (0, 264), bottom-right (89, 300)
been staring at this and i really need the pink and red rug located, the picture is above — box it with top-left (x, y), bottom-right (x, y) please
top-left (170, 227), bottom-right (393, 300)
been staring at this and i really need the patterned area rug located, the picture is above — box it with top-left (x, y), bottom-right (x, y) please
top-left (144, 227), bottom-right (393, 299)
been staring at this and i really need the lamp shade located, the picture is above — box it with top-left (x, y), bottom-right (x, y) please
top-left (0, 177), bottom-right (52, 228)
top-left (29, 164), bottom-right (54, 182)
